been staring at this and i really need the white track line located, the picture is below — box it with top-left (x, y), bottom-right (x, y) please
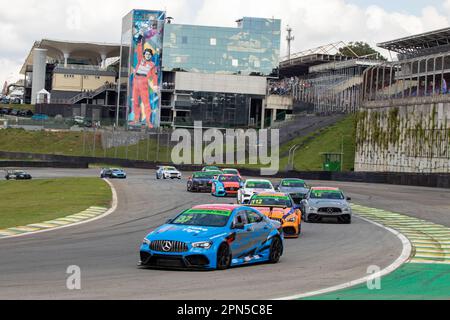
top-left (0, 179), bottom-right (118, 241)
top-left (274, 215), bottom-right (412, 300)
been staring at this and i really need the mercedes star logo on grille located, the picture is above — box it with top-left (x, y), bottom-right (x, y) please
top-left (162, 241), bottom-right (172, 252)
top-left (327, 208), bottom-right (334, 214)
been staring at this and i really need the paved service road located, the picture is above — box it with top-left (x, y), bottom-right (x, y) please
top-left (0, 169), bottom-right (409, 299)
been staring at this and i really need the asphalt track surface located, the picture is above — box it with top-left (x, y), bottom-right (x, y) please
top-left (0, 168), bottom-right (447, 300)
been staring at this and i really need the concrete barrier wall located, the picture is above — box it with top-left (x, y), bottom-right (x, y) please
top-left (356, 96), bottom-right (450, 173)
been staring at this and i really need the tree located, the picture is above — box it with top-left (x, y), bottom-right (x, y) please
top-left (339, 42), bottom-right (386, 60)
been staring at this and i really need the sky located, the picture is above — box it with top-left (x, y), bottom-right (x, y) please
top-left (1, 0), bottom-right (450, 86)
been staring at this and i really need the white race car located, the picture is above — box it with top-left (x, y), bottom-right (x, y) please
top-left (237, 179), bottom-right (275, 204)
top-left (156, 166), bottom-right (182, 180)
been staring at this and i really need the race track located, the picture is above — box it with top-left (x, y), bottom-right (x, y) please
top-left (2, 168), bottom-right (445, 300)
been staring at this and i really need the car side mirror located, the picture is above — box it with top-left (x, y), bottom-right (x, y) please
top-left (347, 197), bottom-right (352, 201)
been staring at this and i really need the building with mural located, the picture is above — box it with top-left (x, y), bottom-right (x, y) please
top-left (20, 10), bottom-right (281, 129)
top-left (118, 11), bottom-right (281, 129)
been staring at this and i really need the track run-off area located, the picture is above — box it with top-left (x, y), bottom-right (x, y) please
top-left (0, 168), bottom-right (448, 300)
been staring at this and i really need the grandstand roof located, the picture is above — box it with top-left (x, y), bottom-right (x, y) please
top-left (378, 27), bottom-right (450, 54)
top-left (20, 39), bottom-right (121, 74)
top-left (280, 54), bottom-right (354, 77)
top-left (279, 41), bottom-right (359, 77)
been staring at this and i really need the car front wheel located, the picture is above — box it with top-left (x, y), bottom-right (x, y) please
top-left (269, 237), bottom-right (283, 264)
top-left (339, 215), bottom-right (352, 224)
top-left (216, 243), bottom-right (232, 270)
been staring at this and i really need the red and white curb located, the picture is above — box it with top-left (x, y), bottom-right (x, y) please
top-left (0, 180), bottom-right (118, 240)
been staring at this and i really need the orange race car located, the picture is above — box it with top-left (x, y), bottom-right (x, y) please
top-left (248, 192), bottom-right (302, 238)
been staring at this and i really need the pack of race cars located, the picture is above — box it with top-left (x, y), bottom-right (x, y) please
top-left (138, 166), bottom-right (354, 271)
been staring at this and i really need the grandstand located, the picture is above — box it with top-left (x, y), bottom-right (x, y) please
top-left (364, 27), bottom-right (450, 101)
top-left (270, 42), bottom-right (382, 114)
top-left (356, 27), bottom-right (450, 174)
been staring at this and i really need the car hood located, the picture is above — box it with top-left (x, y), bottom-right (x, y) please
top-left (252, 206), bottom-right (293, 219)
top-left (308, 199), bottom-right (349, 208)
top-left (192, 178), bottom-right (213, 183)
top-left (218, 181), bottom-right (240, 188)
top-left (165, 170), bottom-right (180, 174)
top-left (147, 224), bottom-right (227, 242)
top-left (243, 188), bottom-right (274, 194)
top-left (279, 187), bottom-right (309, 194)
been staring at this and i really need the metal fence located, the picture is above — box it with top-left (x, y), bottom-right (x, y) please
top-left (75, 128), bottom-right (176, 163)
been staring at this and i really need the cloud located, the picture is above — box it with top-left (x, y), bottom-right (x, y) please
top-left (194, 0), bottom-right (449, 57)
top-left (1, 0), bottom-right (449, 85)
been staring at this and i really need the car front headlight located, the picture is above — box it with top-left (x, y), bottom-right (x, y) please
top-left (309, 207), bottom-right (318, 212)
top-left (192, 241), bottom-right (213, 250)
top-left (343, 207), bottom-right (352, 212)
top-left (286, 215), bottom-right (297, 222)
top-left (143, 239), bottom-right (151, 246)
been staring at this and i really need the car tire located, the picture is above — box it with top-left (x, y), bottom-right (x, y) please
top-left (216, 243), bottom-right (232, 270)
top-left (339, 216), bottom-right (352, 224)
top-left (269, 237), bottom-right (283, 264)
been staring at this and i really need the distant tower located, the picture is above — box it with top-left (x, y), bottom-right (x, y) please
top-left (286, 25), bottom-right (294, 61)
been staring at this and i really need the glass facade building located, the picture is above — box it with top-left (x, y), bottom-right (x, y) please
top-left (119, 13), bottom-right (282, 129)
top-left (173, 91), bottom-right (264, 128)
top-left (163, 17), bottom-right (281, 76)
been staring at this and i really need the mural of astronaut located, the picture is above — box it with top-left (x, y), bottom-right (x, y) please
top-left (128, 10), bottom-right (165, 129)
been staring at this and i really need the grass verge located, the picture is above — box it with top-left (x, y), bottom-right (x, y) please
top-left (282, 114), bottom-right (357, 171)
top-left (0, 178), bottom-right (111, 229)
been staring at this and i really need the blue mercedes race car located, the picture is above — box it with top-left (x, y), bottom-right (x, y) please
top-left (139, 204), bottom-right (284, 270)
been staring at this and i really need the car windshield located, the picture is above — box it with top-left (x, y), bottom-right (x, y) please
top-left (112, 169), bottom-right (122, 172)
top-left (171, 209), bottom-right (232, 227)
top-left (281, 180), bottom-right (306, 188)
top-left (246, 181), bottom-right (272, 189)
top-left (14, 171), bottom-right (25, 175)
top-left (164, 167), bottom-right (177, 171)
top-left (310, 190), bottom-right (345, 200)
top-left (204, 167), bottom-right (219, 171)
top-left (193, 172), bottom-right (219, 179)
top-left (250, 195), bottom-right (292, 207)
top-left (223, 169), bottom-right (238, 175)
top-left (219, 175), bottom-right (240, 182)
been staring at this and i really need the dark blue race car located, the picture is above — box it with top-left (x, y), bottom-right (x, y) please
top-left (187, 171), bottom-right (223, 193)
top-left (139, 204), bottom-right (284, 270)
